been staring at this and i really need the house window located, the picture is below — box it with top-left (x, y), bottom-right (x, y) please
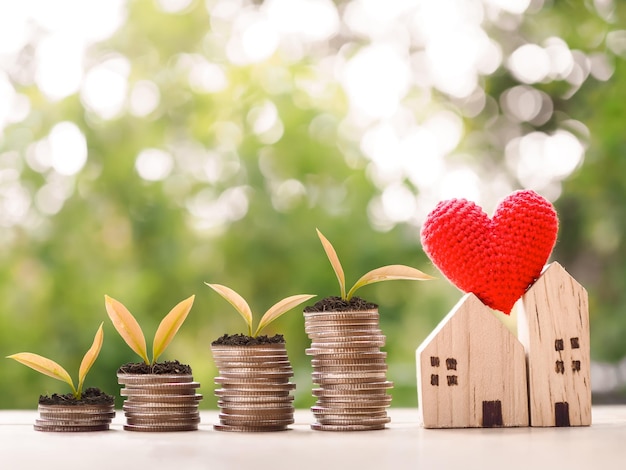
top-left (555, 360), bottom-right (565, 374)
top-left (431, 374), bottom-right (439, 386)
top-left (572, 360), bottom-right (581, 372)
top-left (430, 356), bottom-right (440, 367)
top-left (570, 337), bottom-right (580, 349)
top-left (555, 339), bottom-right (564, 351)
top-left (446, 358), bottom-right (457, 370)
top-left (447, 375), bottom-right (458, 386)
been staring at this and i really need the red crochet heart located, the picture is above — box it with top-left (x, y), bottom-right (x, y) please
top-left (421, 190), bottom-right (558, 314)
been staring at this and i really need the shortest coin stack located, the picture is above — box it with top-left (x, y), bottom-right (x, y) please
top-left (35, 403), bottom-right (115, 432)
top-left (305, 309), bottom-right (393, 431)
top-left (118, 374), bottom-right (202, 432)
top-left (211, 343), bottom-right (295, 432)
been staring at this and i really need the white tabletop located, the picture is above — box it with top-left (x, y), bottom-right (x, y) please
top-left (1, 407), bottom-right (625, 470)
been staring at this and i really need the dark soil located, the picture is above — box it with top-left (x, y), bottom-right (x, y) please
top-left (117, 360), bottom-right (192, 375)
top-left (303, 296), bottom-right (378, 312)
top-left (39, 387), bottom-right (114, 406)
top-left (212, 333), bottom-right (285, 346)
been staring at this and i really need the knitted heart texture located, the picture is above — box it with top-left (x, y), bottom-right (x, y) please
top-left (421, 190), bottom-right (559, 314)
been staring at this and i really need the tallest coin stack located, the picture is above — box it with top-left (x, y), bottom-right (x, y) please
top-left (304, 308), bottom-right (393, 431)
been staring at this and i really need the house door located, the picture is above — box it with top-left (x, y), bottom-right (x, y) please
top-left (555, 402), bottom-right (570, 427)
top-left (482, 400), bottom-right (503, 427)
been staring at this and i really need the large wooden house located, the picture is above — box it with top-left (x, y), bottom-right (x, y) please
top-left (416, 293), bottom-right (529, 428)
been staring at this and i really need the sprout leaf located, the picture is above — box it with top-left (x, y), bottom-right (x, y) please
top-left (153, 295), bottom-right (195, 364)
top-left (7, 353), bottom-right (76, 395)
top-left (104, 295), bottom-right (149, 365)
top-left (316, 229), bottom-right (346, 300)
top-left (77, 323), bottom-right (104, 396)
top-left (346, 265), bottom-right (435, 300)
top-left (255, 294), bottom-right (316, 337)
top-left (205, 283), bottom-right (254, 336)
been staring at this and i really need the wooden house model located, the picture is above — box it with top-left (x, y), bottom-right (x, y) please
top-left (416, 293), bottom-right (529, 428)
top-left (517, 262), bottom-right (591, 427)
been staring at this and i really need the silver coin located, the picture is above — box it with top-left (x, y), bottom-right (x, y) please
top-left (213, 423), bottom-right (289, 432)
top-left (315, 381), bottom-right (393, 390)
top-left (310, 423), bottom-right (386, 432)
top-left (117, 374), bottom-right (194, 385)
top-left (121, 390), bottom-right (197, 398)
top-left (34, 423), bottom-right (110, 432)
top-left (216, 371), bottom-right (293, 379)
top-left (305, 348), bottom-right (383, 357)
top-left (216, 394), bottom-right (294, 402)
top-left (218, 402), bottom-right (295, 411)
top-left (38, 411), bottom-right (116, 419)
top-left (312, 364), bottom-right (388, 372)
top-left (35, 419), bottom-right (113, 428)
top-left (123, 381), bottom-right (200, 390)
top-left (126, 416), bottom-right (201, 425)
top-left (212, 357), bottom-right (290, 366)
top-left (217, 397), bottom-right (294, 406)
top-left (304, 320), bottom-right (380, 327)
top-left (123, 401), bottom-right (199, 408)
top-left (312, 370), bottom-right (388, 378)
top-left (305, 324), bottom-right (381, 332)
top-left (219, 413), bottom-right (294, 423)
top-left (309, 339), bottom-right (386, 347)
top-left (311, 357), bottom-right (387, 368)
top-left (122, 408), bottom-right (198, 415)
top-left (305, 331), bottom-right (382, 338)
top-left (312, 412), bottom-right (389, 421)
top-left (312, 388), bottom-right (390, 397)
top-left (215, 377), bottom-right (296, 391)
top-left (305, 349), bottom-right (387, 357)
top-left (305, 320), bottom-right (380, 327)
top-left (214, 388), bottom-right (293, 397)
top-left (122, 393), bottom-right (203, 403)
top-left (312, 404), bottom-right (389, 413)
top-left (123, 410), bottom-right (199, 418)
top-left (121, 388), bottom-right (198, 397)
top-left (306, 336), bottom-right (386, 344)
top-left (315, 397), bottom-right (392, 406)
top-left (316, 415), bottom-right (390, 425)
top-left (212, 358), bottom-right (290, 367)
top-left (219, 415), bottom-right (294, 426)
top-left (123, 423), bottom-right (198, 432)
top-left (306, 327), bottom-right (383, 336)
top-left (212, 360), bottom-right (292, 369)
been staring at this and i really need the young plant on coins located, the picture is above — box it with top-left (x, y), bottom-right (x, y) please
top-left (6, 323), bottom-right (115, 432)
top-left (206, 283), bottom-right (315, 432)
top-left (104, 294), bottom-right (202, 432)
top-left (303, 229), bottom-right (433, 431)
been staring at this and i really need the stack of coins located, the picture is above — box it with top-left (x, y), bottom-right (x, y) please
top-left (304, 309), bottom-right (393, 431)
top-left (211, 343), bottom-right (295, 432)
top-left (35, 403), bottom-right (115, 432)
top-left (118, 374), bottom-right (202, 432)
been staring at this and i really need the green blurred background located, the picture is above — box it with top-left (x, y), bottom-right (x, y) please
top-left (1, 0), bottom-right (626, 409)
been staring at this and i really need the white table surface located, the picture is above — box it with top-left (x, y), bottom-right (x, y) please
top-left (1, 406), bottom-right (625, 470)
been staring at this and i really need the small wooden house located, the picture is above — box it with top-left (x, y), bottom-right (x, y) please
top-left (517, 262), bottom-right (591, 427)
top-left (416, 293), bottom-right (529, 428)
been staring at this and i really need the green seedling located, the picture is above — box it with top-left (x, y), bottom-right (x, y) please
top-left (316, 228), bottom-right (434, 300)
top-left (206, 283), bottom-right (315, 337)
top-left (104, 295), bottom-right (195, 365)
top-left (7, 323), bottom-right (104, 400)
